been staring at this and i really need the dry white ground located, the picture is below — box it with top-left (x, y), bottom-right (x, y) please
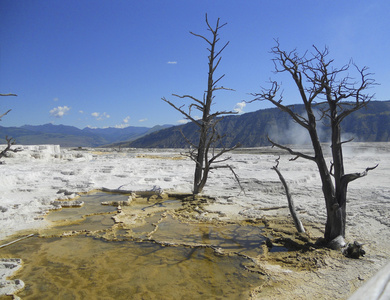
top-left (0, 143), bottom-right (389, 299)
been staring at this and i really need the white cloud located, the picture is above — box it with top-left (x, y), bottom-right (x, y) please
top-left (234, 101), bottom-right (246, 114)
top-left (114, 124), bottom-right (130, 129)
top-left (111, 116), bottom-right (131, 129)
top-left (167, 61), bottom-right (177, 64)
top-left (139, 118), bottom-right (147, 122)
top-left (50, 106), bottom-right (71, 118)
top-left (53, 97), bottom-right (59, 101)
top-left (177, 115), bottom-right (201, 124)
top-left (91, 112), bottom-right (110, 121)
top-left (123, 116), bottom-right (130, 123)
top-left (79, 110), bottom-right (84, 114)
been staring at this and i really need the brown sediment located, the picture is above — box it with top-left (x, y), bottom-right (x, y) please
top-left (2, 235), bottom-right (264, 299)
top-left (47, 191), bottom-right (337, 274)
top-left (136, 154), bottom-right (187, 160)
top-left (1, 191), bottom-right (371, 300)
top-left (1, 192), bottom-right (267, 299)
top-left (67, 192), bottom-right (345, 300)
top-left (254, 216), bottom-right (333, 270)
top-left (246, 216), bottom-right (378, 300)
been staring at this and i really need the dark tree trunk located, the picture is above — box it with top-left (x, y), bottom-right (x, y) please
top-left (193, 28), bottom-right (215, 195)
top-left (310, 116), bottom-right (344, 242)
top-left (324, 91), bottom-right (347, 242)
top-left (252, 43), bottom-right (376, 245)
top-left (162, 15), bottom-right (239, 196)
top-left (193, 125), bottom-right (207, 194)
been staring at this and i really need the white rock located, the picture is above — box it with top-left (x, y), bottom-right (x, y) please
top-left (0, 259), bottom-right (25, 296)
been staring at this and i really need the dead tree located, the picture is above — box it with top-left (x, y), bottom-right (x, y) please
top-left (162, 15), bottom-right (240, 195)
top-left (1, 93), bottom-right (22, 162)
top-left (272, 156), bottom-right (305, 233)
top-left (251, 42), bottom-right (377, 247)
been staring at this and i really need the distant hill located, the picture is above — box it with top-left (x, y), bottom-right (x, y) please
top-left (124, 100), bottom-right (390, 148)
top-left (1, 101), bottom-right (389, 148)
top-left (0, 123), bottom-right (172, 147)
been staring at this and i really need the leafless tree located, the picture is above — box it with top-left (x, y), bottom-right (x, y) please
top-left (251, 42), bottom-right (377, 247)
top-left (162, 15), bottom-right (240, 195)
top-left (1, 93), bottom-right (22, 162)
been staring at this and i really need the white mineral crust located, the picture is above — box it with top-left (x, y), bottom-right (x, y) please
top-left (0, 143), bottom-right (389, 298)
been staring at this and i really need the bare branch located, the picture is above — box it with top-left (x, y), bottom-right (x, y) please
top-left (190, 31), bottom-right (211, 45)
top-left (209, 110), bottom-right (237, 119)
top-left (1, 93), bottom-right (16, 120)
top-left (342, 164), bottom-right (379, 184)
top-left (204, 13), bottom-right (227, 33)
top-left (0, 109), bottom-right (11, 121)
top-left (212, 73), bottom-right (225, 88)
top-left (210, 164), bottom-right (246, 195)
top-left (267, 136), bottom-right (316, 161)
top-left (212, 57), bottom-right (223, 75)
top-left (188, 103), bottom-right (203, 114)
top-left (172, 94), bottom-right (204, 107)
top-left (274, 156), bottom-right (281, 168)
top-left (162, 97), bottom-right (201, 127)
top-left (0, 136), bottom-right (22, 161)
top-left (214, 41), bottom-right (229, 59)
top-left (209, 143), bottom-right (241, 165)
top-left (250, 81), bottom-right (310, 129)
top-left (271, 159), bottom-right (305, 233)
top-left (178, 128), bottom-right (197, 149)
top-left (340, 137), bottom-right (354, 145)
top-left (180, 150), bottom-right (197, 162)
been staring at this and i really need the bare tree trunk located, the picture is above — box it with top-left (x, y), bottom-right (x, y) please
top-left (163, 15), bottom-right (240, 196)
top-left (193, 127), bottom-right (206, 194)
top-left (272, 159), bottom-right (305, 233)
top-left (192, 16), bottom-right (220, 195)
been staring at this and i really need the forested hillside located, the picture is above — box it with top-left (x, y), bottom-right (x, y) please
top-left (126, 101), bottom-right (390, 148)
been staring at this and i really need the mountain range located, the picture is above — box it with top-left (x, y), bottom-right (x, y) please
top-left (0, 124), bottom-right (172, 147)
top-left (122, 100), bottom-right (390, 148)
top-left (1, 100), bottom-right (389, 148)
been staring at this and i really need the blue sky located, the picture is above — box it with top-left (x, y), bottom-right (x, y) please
top-left (1, 0), bottom-right (389, 129)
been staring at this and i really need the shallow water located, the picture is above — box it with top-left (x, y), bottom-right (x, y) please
top-left (42, 192), bottom-right (119, 236)
top-left (152, 216), bottom-right (265, 257)
top-left (2, 236), bottom-right (262, 299)
top-left (0, 192), bottom-right (266, 299)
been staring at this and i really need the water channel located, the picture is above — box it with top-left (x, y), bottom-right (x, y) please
top-left (0, 192), bottom-right (267, 299)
